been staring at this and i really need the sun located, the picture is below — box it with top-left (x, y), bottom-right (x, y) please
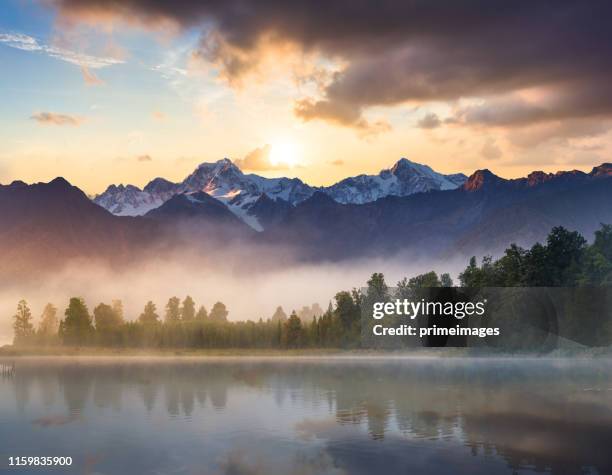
top-left (269, 140), bottom-right (300, 168)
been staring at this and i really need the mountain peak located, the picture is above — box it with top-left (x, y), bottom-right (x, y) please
top-left (48, 177), bottom-right (73, 189)
top-left (389, 157), bottom-right (433, 175)
top-left (526, 171), bottom-right (554, 186)
top-left (590, 163), bottom-right (612, 177)
top-left (196, 157), bottom-right (236, 170)
top-left (391, 157), bottom-right (415, 169)
top-left (304, 191), bottom-right (338, 206)
top-left (463, 169), bottom-right (503, 191)
top-left (8, 180), bottom-right (27, 188)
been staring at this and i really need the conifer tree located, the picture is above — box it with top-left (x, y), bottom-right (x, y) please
top-left (13, 299), bottom-right (34, 345)
top-left (181, 296), bottom-right (196, 321)
top-left (165, 297), bottom-right (181, 323)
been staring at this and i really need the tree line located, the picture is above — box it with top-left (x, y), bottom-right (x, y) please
top-left (11, 224), bottom-right (612, 349)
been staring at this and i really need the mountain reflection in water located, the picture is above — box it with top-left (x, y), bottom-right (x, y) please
top-left (0, 357), bottom-right (610, 475)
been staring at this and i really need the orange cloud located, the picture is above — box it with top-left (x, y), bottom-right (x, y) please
top-left (81, 64), bottom-right (104, 85)
top-left (30, 112), bottom-right (83, 126)
top-left (294, 98), bottom-right (390, 137)
top-left (234, 145), bottom-right (290, 171)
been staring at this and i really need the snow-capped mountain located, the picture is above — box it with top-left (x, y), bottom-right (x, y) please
top-left (93, 157), bottom-right (467, 230)
top-left (323, 158), bottom-right (467, 204)
top-left (93, 184), bottom-right (165, 216)
top-left (94, 159), bottom-right (314, 231)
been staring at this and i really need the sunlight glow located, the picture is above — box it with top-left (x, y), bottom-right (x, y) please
top-left (269, 140), bottom-right (300, 167)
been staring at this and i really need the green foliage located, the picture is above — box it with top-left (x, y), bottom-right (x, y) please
top-left (459, 225), bottom-right (602, 287)
top-left (181, 296), bottom-right (196, 321)
top-left (139, 301), bottom-right (160, 325)
top-left (210, 302), bottom-right (229, 322)
top-left (38, 303), bottom-right (58, 338)
top-left (284, 311), bottom-right (303, 348)
top-left (13, 299), bottom-right (35, 346)
top-left (94, 303), bottom-right (122, 332)
top-left (165, 297), bottom-right (181, 323)
top-left (440, 273), bottom-right (454, 287)
top-left (195, 305), bottom-right (208, 321)
top-left (14, 223), bottom-right (612, 351)
top-left (59, 297), bottom-right (93, 346)
top-left (367, 273), bottom-right (388, 301)
top-left (408, 271), bottom-right (442, 288)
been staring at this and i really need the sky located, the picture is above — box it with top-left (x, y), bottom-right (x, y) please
top-left (1, 0), bottom-right (612, 195)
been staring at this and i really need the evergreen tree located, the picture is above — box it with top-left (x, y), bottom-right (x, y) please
top-left (60, 297), bottom-right (93, 346)
top-left (165, 297), bottom-right (181, 323)
top-left (181, 296), bottom-right (196, 321)
top-left (440, 273), bottom-right (454, 287)
top-left (284, 311), bottom-right (303, 348)
top-left (94, 303), bottom-right (122, 332)
top-left (523, 243), bottom-right (549, 286)
top-left (38, 303), bottom-right (58, 337)
top-left (210, 302), bottom-right (229, 322)
top-left (334, 291), bottom-right (359, 331)
top-left (367, 272), bottom-right (388, 301)
top-left (111, 299), bottom-right (125, 323)
top-left (271, 306), bottom-right (287, 322)
top-left (545, 226), bottom-right (586, 286)
top-left (139, 301), bottom-right (160, 325)
top-left (408, 271), bottom-right (441, 288)
top-left (195, 305), bottom-right (208, 321)
top-left (12, 299), bottom-right (34, 345)
top-left (494, 244), bottom-right (527, 286)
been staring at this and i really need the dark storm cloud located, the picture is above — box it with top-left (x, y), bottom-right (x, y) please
top-left (50, 1), bottom-right (612, 129)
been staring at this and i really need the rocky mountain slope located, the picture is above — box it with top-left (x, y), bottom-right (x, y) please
top-left (94, 158), bottom-right (467, 230)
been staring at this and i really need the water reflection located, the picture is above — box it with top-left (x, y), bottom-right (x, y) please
top-left (0, 358), bottom-right (610, 474)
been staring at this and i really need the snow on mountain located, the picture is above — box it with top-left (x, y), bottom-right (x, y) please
top-left (94, 158), bottom-right (314, 230)
top-left (93, 184), bottom-right (165, 216)
top-left (93, 157), bottom-right (466, 229)
top-left (323, 158), bottom-right (467, 204)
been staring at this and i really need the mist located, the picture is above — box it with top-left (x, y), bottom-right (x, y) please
top-left (0, 243), bottom-right (471, 345)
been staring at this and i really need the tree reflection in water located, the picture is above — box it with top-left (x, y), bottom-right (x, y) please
top-left (1, 358), bottom-right (610, 475)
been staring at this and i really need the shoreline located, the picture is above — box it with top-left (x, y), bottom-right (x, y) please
top-left (1, 345), bottom-right (611, 359)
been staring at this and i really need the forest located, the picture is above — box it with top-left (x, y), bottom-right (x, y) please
top-left (10, 224), bottom-right (612, 349)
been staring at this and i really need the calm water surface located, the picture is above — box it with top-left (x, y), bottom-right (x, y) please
top-left (0, 357), bottom-right (610, 475)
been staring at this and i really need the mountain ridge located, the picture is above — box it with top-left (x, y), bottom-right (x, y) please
top-left (93, 157), bottom-right (468, 229)
top-left (3, 161), bottom-right (612, 277)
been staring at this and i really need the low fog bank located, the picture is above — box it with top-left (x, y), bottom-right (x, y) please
top-left (0, 244), bottom-right (471, 345)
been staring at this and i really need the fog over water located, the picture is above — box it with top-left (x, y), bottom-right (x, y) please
top-left (0, 249), bottom-right (470, 344)
top-left (1, 357), bottom-right (610, 475)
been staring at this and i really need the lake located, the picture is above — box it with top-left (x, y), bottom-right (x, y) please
top-left (0, 357), bottom-right (610, 474)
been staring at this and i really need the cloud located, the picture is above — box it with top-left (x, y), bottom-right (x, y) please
top-left (330, 159), bottom-right (344, 166)
top-left (507, 119), bottom-right (611, 148)
top-left (137, 154), bottom-right (152, 162)
top-left (80, 64), bottom-right (104, 85)
top-left (294, 98), bottom-right (390, 136)
top-left (417, 113), bottom-right (441, 129)
top-left (47, 1), bottom-right (612, 136)
top-left (234, 145), bottom-right (287, 171)
top-left (30, 112), bottom-right (82, 126)
top-left (481, 138), bottom-right (502, 160)
top-left (0, 32), bottom-right (123, 70)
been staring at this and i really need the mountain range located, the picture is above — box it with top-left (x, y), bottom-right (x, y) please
top-left (94, 158), bottom-right (468, 231)
top-left (2, 159), bottom-right (612, 277)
